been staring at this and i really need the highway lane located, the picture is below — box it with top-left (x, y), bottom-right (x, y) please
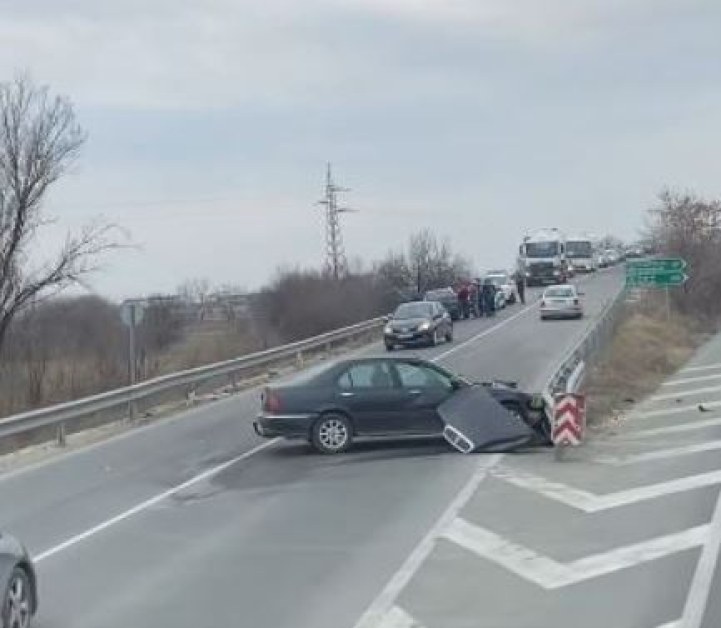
top-left (0, 268), bottom-right (624, 628)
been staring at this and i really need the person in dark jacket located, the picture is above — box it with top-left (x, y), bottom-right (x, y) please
top-left (481, 278), bottom-right (496, 317)
top-left (513, 270), bottom-right (526, 305)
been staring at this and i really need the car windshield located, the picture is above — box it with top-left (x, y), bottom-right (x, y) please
top-left (486, 274), bottom-right (507, 285)
top-left (394, 302), bottom-right (434, 318)
top-left (566, 241), bottom-right (593, 258)
top-left (545, 287), bottom-right (575, 298)
top-left (525, 241), bottom-right (560, 257)
top-left (425, 289), bottom-right (453, 300)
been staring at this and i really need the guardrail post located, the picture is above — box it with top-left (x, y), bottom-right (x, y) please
top-left (57, 422), bottom-right (66, 447)
top-left (296, 351), bottom-right (304, 368)
top-left (128, 400), bottom-right (138, 421)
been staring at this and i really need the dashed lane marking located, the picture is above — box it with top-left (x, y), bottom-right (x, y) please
top-left (664, 373), bottom-right (721, 387)
top-left (626, 417), bottom-right (721, 439)
top-left (442, 516), bottom-right (708, 590)
top-left (493, 467), bottom-right (721, 513)
top-left (681, 363), bottom-right (721, 374)
top-left (650, 385), bottom-right (721, 403)
top-left (632, 401), bottom-right (721, 421)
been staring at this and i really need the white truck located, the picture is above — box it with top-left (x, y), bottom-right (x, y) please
top-left (565, 234), bottom-right (598, 274)
top-left (518, 228), bottom-right (569, 286)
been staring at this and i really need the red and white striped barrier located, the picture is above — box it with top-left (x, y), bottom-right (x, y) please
top-left (552, 393), bottom-right (586, 446)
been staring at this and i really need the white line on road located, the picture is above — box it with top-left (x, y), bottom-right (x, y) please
top-left (650, 385), bottom-right (721, 403)
top-left (494, 467), bottom-right (721, 513)
top-left (678, 484), bottom-right (721, 628)
top-left (596, 440), bottom-right (721, 466)
top-left (352, 455), bottom-right (503, 628)
top-left (432, 303), bottom-right (536, 362)
top-left (34, 438), bottom-right (279, 562)
top-left (443, 516), bottom-right (708, 590)
top-left (626, 417), bottom-right (721, 438)
top-left (664, 373), bottom-right (721, 387)
top-left (377, 606), bottom-right (426, 628)
top-left (681, 363), bottom-right (721, 374)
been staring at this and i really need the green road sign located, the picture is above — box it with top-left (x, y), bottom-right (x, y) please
top-left (626, 257), bottom-right (686, 273)
top-left (625, 257), bottom-right (688, 288)
top-left (626, 270), bottom-right (688, 287)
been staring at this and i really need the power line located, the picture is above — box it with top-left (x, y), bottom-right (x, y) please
top-left (317, 163), bottom-right (356, 279)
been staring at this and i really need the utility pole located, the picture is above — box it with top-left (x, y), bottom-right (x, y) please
top-left (317, 163), bottom-right (355, 279)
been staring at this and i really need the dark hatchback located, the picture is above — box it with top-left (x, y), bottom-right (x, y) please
top-left (384, 301), bottom-right (453, 351)
top-left (424, 288), bottom-right (461, 320)
top-left (253, 356), bottom-right (548, 454)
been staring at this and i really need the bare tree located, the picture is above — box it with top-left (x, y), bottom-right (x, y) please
top-left (0, 76), bottom-right (119, 352)
top-left (177, 277), bottom-right (211, 320)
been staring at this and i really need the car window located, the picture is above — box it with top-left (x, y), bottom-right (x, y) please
top-left (545, 287), bottom-right (575, 298)
top-left (395, 302), bottom-right (434, 318)
top-left (338, 362), bottom-right (394, 389)
top-left (395, 362), bottom-right (453, 390)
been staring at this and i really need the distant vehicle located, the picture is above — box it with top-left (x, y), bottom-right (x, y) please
top-left (517, 228), bottom-right (569, 286)
top-left (604, 248), bottom-right (621, 265)
top-left (565, 234), bottom-right (598, 273)
top-left (383, 301), bottom-right (453, 351)
top-left (1, 532), bottom-right (37, 628)
top-left (540, 284), bottom-right (583, 320)
top-left (253, 356), bottom-right (552, 454)
top-left (424, 287), bottom-right (460, 320)
top-left (485, 271), bottom-right (516, 305)
top-left (625, 246), bottom-right (645, 259)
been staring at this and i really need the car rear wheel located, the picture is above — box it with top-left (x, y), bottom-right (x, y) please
top-left (385, 342), bottom-right (394, 351)
top-left (2, 568), bottom-right (32, 628)
top-left (445, 328), bottom-right (453, 342)
top-left (311, 413), bottom-right (353, 454)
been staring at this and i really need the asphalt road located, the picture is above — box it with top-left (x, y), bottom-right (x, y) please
top-left (0, 268), bottom-right (624, 628)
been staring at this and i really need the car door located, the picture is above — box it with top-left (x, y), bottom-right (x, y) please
top-left (334, 361), bottom-right (408, 435)
top-left (391, 361), bottom-right (456, 433)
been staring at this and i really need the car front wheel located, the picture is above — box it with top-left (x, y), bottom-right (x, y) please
top-left (311, 414), bottom-right (353, 454)
top-left (2, 568), bottom-right (33, 628)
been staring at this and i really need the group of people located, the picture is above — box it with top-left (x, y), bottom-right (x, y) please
top-left (456, 272), bottom-right (526, 319)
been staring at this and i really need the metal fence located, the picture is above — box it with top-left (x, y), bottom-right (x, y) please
top-left (545, 285), bottom-right (627, 397)
top-left (0, 316), bottom-right (386, 446)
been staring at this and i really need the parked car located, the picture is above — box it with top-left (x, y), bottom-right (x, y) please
top-left (1, 532), bottom-right (37, 628)
top-left (484, 271), bottom-right (516, 305)
top-left (253, 356), bottom-right (551, 454)
top-left (383, 301), bottom-right (453, 350)
top-left (424, 287), bottom-right (461, 320)
top-left (540, 284), bottom-right (583, 320)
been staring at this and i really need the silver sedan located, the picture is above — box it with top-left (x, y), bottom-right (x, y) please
top-left (540, 284), bottom-right (583, 320)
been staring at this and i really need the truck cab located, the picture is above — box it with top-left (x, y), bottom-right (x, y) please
top-left (518, 228), bottom-right (568, 286)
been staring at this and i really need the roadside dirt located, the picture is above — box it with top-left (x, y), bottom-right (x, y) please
top-left (585, 299), bottom-right (709, 428)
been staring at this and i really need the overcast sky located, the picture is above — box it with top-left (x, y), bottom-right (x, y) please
top-left (2, 0), bottom-right (721, 299)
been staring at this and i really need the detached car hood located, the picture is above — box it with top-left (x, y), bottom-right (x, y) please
top-left (438, 385), bottom-right (535, 453)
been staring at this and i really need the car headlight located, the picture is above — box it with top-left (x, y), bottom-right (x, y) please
top-left (419, 321), bottom-right (431, 331)
top-left (384, 324), bottom-right (393, 334)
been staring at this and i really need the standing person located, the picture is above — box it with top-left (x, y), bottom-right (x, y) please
top-left (475, 279), bottom-right (485, 317)
top-left (482, 278), bottom-right (496, 317)
top-left (457, 282), bottom-right (470, 319)
top-left (513, 270), bottom-right (526, 305)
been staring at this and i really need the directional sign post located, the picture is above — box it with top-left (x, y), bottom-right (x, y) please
top-left (625, 258), bottom-right (688, 288)
top-left (120, 299), bottom-right (146, 420)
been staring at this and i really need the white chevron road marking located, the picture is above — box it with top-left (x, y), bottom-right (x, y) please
top-left (626, 417), bottom-right (721, 438)
top-left (443, 517), bottom-right (708, 590)
top-left (596, 440), bottom-right (721, 466)
top-left (377, 606), bottom-right (426, 628)
top-left (494, 467), bottom-right (721, 512)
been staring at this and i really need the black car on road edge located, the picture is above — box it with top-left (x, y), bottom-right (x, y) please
top-left (384, 301), bottom-right (453, 351)
top-left (1, 532), bottom-right (37, 628)
top-left (253, 356), bottom-right (549, 454)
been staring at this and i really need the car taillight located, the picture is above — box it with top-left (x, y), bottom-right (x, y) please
top-left (262, 388), bottom-right (282, 414)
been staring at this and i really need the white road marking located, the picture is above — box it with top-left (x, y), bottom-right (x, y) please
top-left (632, 401), bottom-right (721, 421)
top-left (494, 467), bottom-right (721, 513)
top-left (34, 438), bottom-right (279, 562)
top-left (432, 303), bottom-right (537, 362)
top-left (377, 606), bottom-right (426, 628)
top-left (681, 363), bottom-right (721, 374)
top-left (664, 373), bottom-right (721, 387)
top-left (352, 455), bottom-right (503, 628)
top-left (626, 417), bottom-right (721, 438)
top-left (678, 484), bottom-right (721, 628)
top-left (443, 516), bottom-right (708, 590)
top-left (656, 621), bottom-right (680, 628)
top-left (597, 440), bottom-right (721, 466)
top-left (650, 384), bottom-right (721, 403)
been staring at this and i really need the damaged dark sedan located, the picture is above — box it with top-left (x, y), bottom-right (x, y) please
top-left (1, 532), bottom-right (37, 628)
top-left (254, 356), bottom-right (551, 454)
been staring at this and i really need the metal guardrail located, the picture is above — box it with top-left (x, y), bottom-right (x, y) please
top-left (544, 284), bottom-right (627, 398)
top-left (0, 316), bottom-right (386, 444)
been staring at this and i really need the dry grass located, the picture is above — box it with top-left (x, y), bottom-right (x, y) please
top-left (585, 305), bottom-right (706, 425)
